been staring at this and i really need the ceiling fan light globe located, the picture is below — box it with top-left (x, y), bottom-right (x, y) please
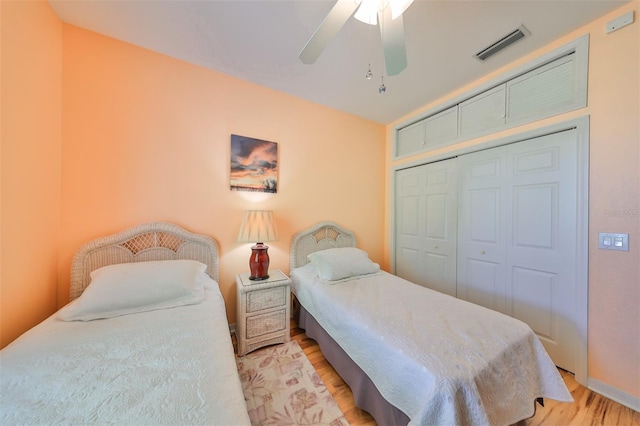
top-left (354, 0), bottom-right (380, 25)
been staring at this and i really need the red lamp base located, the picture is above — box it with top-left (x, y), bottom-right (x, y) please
top-left (249, 242), bottom-right (270, 280)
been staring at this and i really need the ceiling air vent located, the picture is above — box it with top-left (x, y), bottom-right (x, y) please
top-left (474, 25), bottom-right (530, 61)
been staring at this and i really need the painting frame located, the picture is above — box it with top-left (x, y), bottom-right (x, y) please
top-left (230, 134), bottom-right (278, 193)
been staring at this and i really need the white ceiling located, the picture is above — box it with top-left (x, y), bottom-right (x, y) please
top-left (49, 0), bottom-right (630, 124)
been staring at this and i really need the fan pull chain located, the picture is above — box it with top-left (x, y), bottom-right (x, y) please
top-left (378, 9), bottom-right (386, 94)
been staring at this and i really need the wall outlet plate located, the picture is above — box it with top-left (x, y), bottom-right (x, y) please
top-left (598, 233), bottom-right (629, 251)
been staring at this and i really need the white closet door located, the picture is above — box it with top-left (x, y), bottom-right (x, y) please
top-left (505, 130), bottom-right (578, 371)
top-left (458, 129), bottom-right (579, 372)
top-left (395, 158), bottom-right (458, 296)
top-left (457, 148), bottom-right (508, 313)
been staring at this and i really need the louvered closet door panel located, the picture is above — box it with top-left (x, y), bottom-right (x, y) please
top-left (457, 147), bottom-right (508, 314)
top-left (396, 120), bottom-right (425, 157)
top-left (459, 84), bottom-right (506, 139)
top-left (507, 54), bottom-right (576, 122)
top-left (395, 158), bottom-right (458, 296)
top-left (424, 106), bottom-right (458, 150)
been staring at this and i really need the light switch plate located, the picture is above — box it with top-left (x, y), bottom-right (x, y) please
top-left (598, 233), bottom-right (629, 251)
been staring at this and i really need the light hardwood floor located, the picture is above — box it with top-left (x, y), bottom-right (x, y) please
top-left (290, 319), bottom-right (639, 426)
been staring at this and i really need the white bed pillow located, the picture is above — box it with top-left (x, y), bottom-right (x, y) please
top-left (59, 259), bottom-right (208, 321)
top-left (307, 247), bottom-right (380, 281)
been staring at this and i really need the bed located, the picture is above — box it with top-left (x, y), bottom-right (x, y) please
top-left (0, 222), bottom-right (250, 425)
top-left (290, 221), bottom-right (573, 426)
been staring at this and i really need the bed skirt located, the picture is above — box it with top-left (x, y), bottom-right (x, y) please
top-left (294, 300), bottom-right (410, 425)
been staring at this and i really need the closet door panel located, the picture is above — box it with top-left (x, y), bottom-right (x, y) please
top-left (459, 85), bottom-right (506, 138)
top-left (465, 258), bottom-right (502, 311)
top-left (426, 193), bottom-right (448, 238)
top-left (396, 120), bottom-right (425, 157)
top-left (457, 148), bottom-right (507, 314)
top-left (505, 130), bottom-right (579, 372)
top-left (457, 130), bottom-right (579, 372)
top-left (469, 188), bottom-right (500, 243)
top-left (395, 159), bottom-right (457, 296)
top-left (424, 106), bottom-right (458, 150)
top-left (395, 169), bottom-right (422, 285)
top-left (507, 54), bottom-right (576, 123)
top-left (421, 160), bottom-right (457, 295)
top-left (396, 247), bottom-right (421, 285)
top-left (513, 184), bottom-right (556, 248)
top-left (511, 267), bottom-right (554, 338)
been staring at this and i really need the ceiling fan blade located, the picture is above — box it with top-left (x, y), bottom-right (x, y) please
top-left (299, 0), bottom-right (360, 64)
top-left (379, 8), bottom-right (408, 76)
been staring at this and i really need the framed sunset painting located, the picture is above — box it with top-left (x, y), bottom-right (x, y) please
top-left (230, 134), bottom-right (278, 193)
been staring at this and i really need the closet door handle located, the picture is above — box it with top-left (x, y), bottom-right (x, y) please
top-left (480, 250), bottom-right (486, 255)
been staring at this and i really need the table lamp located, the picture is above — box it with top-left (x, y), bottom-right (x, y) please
top-left (237, 210), bottom-right (278, 280)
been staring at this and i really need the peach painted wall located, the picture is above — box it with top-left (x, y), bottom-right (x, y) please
top-left (60, 25), bottom-right (385, 325)
top-left (385, 2), bottom-right (639, 402)
top-left (1, 0), bottom-right (62, 348)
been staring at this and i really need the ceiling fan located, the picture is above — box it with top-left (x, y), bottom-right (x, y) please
top-left (299, 0), bottom-right (414, 76)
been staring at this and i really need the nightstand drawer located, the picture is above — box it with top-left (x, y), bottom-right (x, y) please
top-left (246, 309), bottom-right (286, 338)
top-left (247, 286), bottom-right (286, 313)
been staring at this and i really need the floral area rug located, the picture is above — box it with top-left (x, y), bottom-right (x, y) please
top-left (236, 341), bottom-right (347, 426)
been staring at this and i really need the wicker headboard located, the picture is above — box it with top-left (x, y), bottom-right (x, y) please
top-left (290, 221), bottom-right (357, 270)
top-left (69, 222), bottom-right (219, 300)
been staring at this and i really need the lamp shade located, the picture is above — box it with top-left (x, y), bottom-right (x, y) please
top-left (237, 210), bottom-right (278, 243)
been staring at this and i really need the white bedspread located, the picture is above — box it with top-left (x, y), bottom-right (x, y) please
top-left (0, 284), bottom-right (250, 425)
top-left (291, 264), bottom-right (573, 426)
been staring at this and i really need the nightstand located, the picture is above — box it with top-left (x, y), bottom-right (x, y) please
top-left (236, 269), bottom-right (291, 356)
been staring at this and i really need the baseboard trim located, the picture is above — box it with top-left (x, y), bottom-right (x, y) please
top-left (588, 377), bottom-right (640, 412)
